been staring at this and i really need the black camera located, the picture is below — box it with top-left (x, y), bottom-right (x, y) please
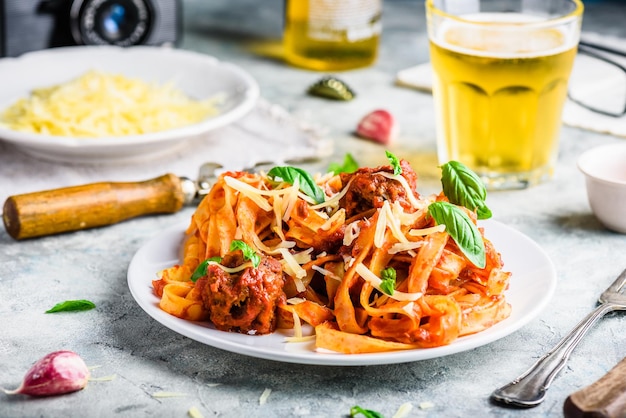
top-left (0, 0), bottom-right (181, 57)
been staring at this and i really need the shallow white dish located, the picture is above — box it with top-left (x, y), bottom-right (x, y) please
top-left (0, 46), bottom-right (259, 163)
top-left (127, 219), bottom-right (556, 366)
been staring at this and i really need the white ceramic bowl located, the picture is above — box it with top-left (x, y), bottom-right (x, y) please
top-left (0, 46), bottom-right (260, 164)
top-left (577, 143), bottom-right (626, 234)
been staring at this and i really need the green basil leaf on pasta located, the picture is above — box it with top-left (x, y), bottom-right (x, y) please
top-left (267, 166), bottom-right (325, 204)
top-left (230, 240), bottom-right (261, 268)
top-left (385, 150), bottom-right (402, 175)
top-left (428, 201), bottom-right (486, 268)
top-left (190, 256), bottom-right (222, 282)
top-left (380, 267), bottom-right (397, 296)
top-left (440, 161), bottom-right (492, 220)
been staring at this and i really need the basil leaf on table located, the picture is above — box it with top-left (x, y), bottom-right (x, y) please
top-left (45, 299), bottom-right (96, 313)
top-left (328, 153), bottom-right (359, 175)
top-left (267, 166), bottom-right (325, 204)
top-left (428, 201), bottom-right (486, 268)
top-left (440, 161), bottom-right (492, 220)
top-left (350, 405), bottom-right (385, 418)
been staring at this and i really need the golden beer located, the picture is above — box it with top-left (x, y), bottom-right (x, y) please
top-left (427, 3), bottom-right (583, 189)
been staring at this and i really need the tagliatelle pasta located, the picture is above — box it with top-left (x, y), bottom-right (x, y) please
top-left (152, 159), bottom-right (512, 353)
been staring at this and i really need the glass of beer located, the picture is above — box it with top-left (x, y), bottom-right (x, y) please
top-left (426, 0), bottom-right (583, 190)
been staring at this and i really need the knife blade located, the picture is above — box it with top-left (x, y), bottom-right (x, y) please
top-left (2, 162), bottom-right (224, 240)
top-left (563, 357), bottom-right (626, 418)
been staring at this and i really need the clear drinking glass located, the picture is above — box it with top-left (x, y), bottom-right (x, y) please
top-left (426, 0), bottom-right (584, 190)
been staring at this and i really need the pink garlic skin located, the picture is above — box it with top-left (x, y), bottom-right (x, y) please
top-left (355, 109), bottom-right (398, 145)
top-left (6, 350), bottom-right (90, 397)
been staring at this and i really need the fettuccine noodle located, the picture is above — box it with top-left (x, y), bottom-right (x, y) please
top-left (152, 159), bottom-right (512, 353)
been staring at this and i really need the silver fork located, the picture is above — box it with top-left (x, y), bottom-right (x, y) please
top-left (491, 268), bottom-right (626, 408)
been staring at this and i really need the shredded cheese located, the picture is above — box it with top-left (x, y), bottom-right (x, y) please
top-left (392, 403), bottom-right (414, 418)
top-left (409, 224), bottom-right (446, 236)
top-left (309, 177), bottom-right (354, 210)
top-left (223, 176), bottom-right (273, 212)
top-left (343, 221), bottom-right (361, 246)
top-left (311, 264), bottom-right (342, 281)
top-left (188, 407), bottom-right (204, 418)
top-left (259, 388), bottom-right (272, 405)
top-left (151, 391), bottom-right (187, 398)
top-left (277, 248), bottom-right (307, 283)
top-left (374, 203), bottom-right (389, 248)
top-left (209, 261), bottom-right (254, 274)
top-left (388, 241), bottom-right (425, 254)
top-left (0, 71), bottom-right (220, 137)
top-left (355, 263), bottom-right (423, 302)
top-left (377, 172), bottom-right (423, 209)
top-left (383, 202), bottom-right (409, 244)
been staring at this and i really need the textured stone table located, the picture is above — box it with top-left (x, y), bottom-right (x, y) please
top-left (1, 1), bottom-right (626, 417)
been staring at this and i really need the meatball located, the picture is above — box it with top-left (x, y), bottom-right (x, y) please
top-left (339, 159), bottom-right (420, 217)
top-left (199, 253), bottom-right (286, 335)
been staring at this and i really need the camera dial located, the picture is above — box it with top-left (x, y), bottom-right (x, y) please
top-left (70, 0), bottom-right (152, 46)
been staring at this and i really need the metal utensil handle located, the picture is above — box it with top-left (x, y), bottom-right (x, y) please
top-left (2, 174), bottom-right (193, 240)
top-left (491, 302), bottom-right (617, 408)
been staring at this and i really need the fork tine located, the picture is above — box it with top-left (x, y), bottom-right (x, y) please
top-left (605, 268), bottom-right (626, 294)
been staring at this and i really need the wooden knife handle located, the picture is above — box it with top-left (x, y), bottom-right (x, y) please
top-left (564, 357), bottom-right (626, 418)
top-left (3, 173), bottom-right (187, 240)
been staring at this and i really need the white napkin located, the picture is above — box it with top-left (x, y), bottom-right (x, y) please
top-left (0, 98), bottom-right (333, 205)
top-left (395, 33), bottom-right (626, 138)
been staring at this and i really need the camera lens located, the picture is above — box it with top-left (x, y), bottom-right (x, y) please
top-left (71, 0), bottom-right (152, 46)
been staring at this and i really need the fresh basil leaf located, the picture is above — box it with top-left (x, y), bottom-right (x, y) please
top-left (385, 150), bottom-right (402, 175)
top-left (380, 267), bottom-right (396, 296)
top-left (328, 153), bottom-right (359, 175)
top-left (45, 299), bottom-right (96, 313)
top-left (350, 406), bottom-right (384, 418)
top-left (428, 201), bottom-right (486, 268)
top-left (267, 166), bottom-right (325, 204)
top-left (230, 240), bottom-right (261, 268)
top-left (440, 161), bottom-right (492, 220)
top-left (190, 256), bottom-right (222, 282)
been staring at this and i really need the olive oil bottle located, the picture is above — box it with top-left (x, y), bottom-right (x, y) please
top-left (283, 0), bottom-right (382, 71)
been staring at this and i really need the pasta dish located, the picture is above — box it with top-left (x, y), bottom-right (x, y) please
top-left (152, 154), bottom-right (511, 353)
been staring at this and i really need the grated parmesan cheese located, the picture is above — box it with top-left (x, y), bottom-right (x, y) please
top-left (392, 402), bottom-right (414, 418)
top-left (188, 407), bottom-right (204, 418)
top-left (377, 172), bottom-right (423, 209)
top-left (0, 71), bottom-right (220, 137)
top-left (223, 176), bottom-right (273, 212)
top-left (408, 224), bottom-right (446, 236)
top-left (355, 263), bottom-right (422, 302)
top-left (259, 388), bottom-right (272, 405)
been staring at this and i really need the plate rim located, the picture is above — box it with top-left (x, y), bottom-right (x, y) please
top-left (127, 219), bottom-right (557, 366)
top-left (0, 45), bottom-right (260, 154)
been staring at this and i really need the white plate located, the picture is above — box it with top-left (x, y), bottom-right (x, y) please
top-left (127, 219), bottom-right (556, 366)
top-left (0, 46), bottom-right (259, 163)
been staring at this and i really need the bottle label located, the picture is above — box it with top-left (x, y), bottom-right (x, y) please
top-left (307, 0), bottom-right (382, 42)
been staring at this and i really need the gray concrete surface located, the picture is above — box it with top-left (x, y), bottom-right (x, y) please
top-left (1, 0), bottom-right (626, 417)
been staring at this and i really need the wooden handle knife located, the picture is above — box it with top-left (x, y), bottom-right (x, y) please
top-left (2, 173), bottom-right (196, 240)
top-left (564, 357), bottom-right (626, 418)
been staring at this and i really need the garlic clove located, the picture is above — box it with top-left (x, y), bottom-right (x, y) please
top-left (3, 350), bottom-right (90, 397)
top-left (355, 109), bottom-right (398, 145)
